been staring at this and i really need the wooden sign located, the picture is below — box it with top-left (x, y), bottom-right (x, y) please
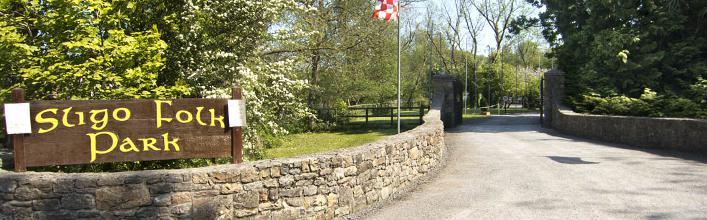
top-left (4, 88), bottom-right (245, 171)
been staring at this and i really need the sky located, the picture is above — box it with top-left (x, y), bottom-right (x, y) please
top-left (403, 0), bottom-right (547, 55)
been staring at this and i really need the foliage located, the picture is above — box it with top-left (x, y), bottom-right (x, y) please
top-left (234, 58), bottom-right (313, 158)
top-left (29, 158), bottom-right (232, 173)
top-left (0, 0), bottom-right (189, 101)
top-left (571, 89), bottom-right (706, 118)
top-left (531, 0), bottom-right (706, 118)
top-left (1, 0), bottom-right (315, 171)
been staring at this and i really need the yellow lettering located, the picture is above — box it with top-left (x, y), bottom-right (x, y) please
top-left (35, 109), bottom-right (59, 133)
top-left (195, 107), bottom-right (207, 126)
top-left (162, 133), bottom-right (180, 151)
top-left (155, 100), bottom-right (173, 128)
top-left (140, 138), bottom-right (160, 152)
top-left (113, 108), bottom-right (131, 122)
top-left (175, 110), bottom-right (193, 123)
top-left (88, 131), bottom-right (118, 162)
top-left (89, 109), bottom-right (109, 130)
top-left (75, 112), bottom-right (85, 125)
top-left (61, 107), bottom-right (75, 128)
top-left (209, 109), bottom-right (225, 128)
top-left (119, 137), bottom-right (139, 152)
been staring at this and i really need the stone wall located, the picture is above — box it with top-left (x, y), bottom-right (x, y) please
top-left (0, 110), bottom-right (445, 219)
top-left (543, 70), bottom-right (707, 153)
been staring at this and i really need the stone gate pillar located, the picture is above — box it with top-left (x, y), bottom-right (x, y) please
top-left (432, 74), bottom-right (463, 129)
top-left (542, 69), bottom-right (565, 128)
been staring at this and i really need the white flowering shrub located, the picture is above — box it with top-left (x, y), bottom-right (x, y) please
top-left (169, 0), bottom-right (315, 159)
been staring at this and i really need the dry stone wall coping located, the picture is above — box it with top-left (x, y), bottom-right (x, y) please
top-left (0, 110), bottom-right (446, 220)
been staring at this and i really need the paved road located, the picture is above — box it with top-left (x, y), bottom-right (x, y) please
top-left (367, 114), bottom-right (707, 220)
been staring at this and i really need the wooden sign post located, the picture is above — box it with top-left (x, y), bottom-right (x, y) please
top-left (231, 86), bottom-right (243, 164)
top-left (11, 89), bottom-right (26, 172)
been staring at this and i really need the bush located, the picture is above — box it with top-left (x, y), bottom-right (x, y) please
top-left (571, 88), bottom-right (705, 119)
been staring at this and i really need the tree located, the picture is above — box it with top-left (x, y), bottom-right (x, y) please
top-left (0, 0), bottom-right (315, 158)
top-left (460, 0), bottom-right (486, 108)
top-left (0, 0), bottom-right (188, 101)
top-left (532, 0), bottom-right (706, 118)
top-left (469, 0), bottom-right (528, 109)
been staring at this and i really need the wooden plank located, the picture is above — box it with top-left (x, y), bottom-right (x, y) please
top-left (231, 87), bottom-right (243, 164)
top-left (21, 98), bottom-right (232, 167)
top-left (11, 89), bottom-right (26, 172)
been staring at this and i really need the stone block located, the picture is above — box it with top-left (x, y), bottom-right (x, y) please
top-left (279, 187), bottom-right (302, 198)
top-left (149, 183), bottom-right (173, 194)
top-left (32, 199), bottom-right (59, 211)
top-left (301, 161), bottom-right (310, 173)
top-left (74, 177), bottom-right (97, 189)
top-left (192, 173), bottom-right (210, 184)
top-left (194, 190), bottom-right (219, 198)
top-left (333, 168), bottom-right (345, 180)
top-left (381, 187), bottom-right (390, 199)
top-left (95, 184), bottom-right (150, 210)
top-left (263, 179), bottom-right (279, 188)
top-left (234, 208), bottom-right (258, 218)
top-left (288, 168), bottom-right (301, 175)
top-left (153, 194), bottom-right (171, 206)
top-left (7, 200), bottom-right (32, 207)
top-left (285, 197), bottom-right (303, 207)
top-left (278, 175), bottom-right (295, 187)
top-left (270, 166), bottom-right (281, 178)
top-left (312, 195), bottom-right (327, 207)
top-left (303, 185), bottom-right (318, 196)
top-left (0, 179), bottom-right (17, 193)
top-left (219, 183), bottom-right (243, 194)
top-left (210, 171), bottom-right (239, 183)
top-left (244, 181), bottom-right (264, 191)
top-left (96, 176), bottom-right (123, 186)
top-left (234, 191), bottom-right (259, 209)
top-left (295, 179), bottom-right (313, 186)
top-left (240, 167), bottom-right (260, 183)
top-left (172, 182), bottom-right (193, 192)
top-left (268, 189), bottom-right (279, 201)
top-left (258, 201), bottom-right (283, 211)
top-left (14, 186), bottom-right (41, 201)
top-left (76, 210), bottom-right (101, 218)
top-left (327, 193), bottom-right (338, 207)
top-left (33, 210), bottom-right (75, 220)
top-left (136, 207), bottom-right (160, 219)
top-left (338, 187), bottom-right (354, 206)
top-left (295, 173), bottom-right (317, 181)
top-left (259, 169), bottom-right (270, 179)
top-left (171, 192), bottom-right (192, 205)
top-left (170, 203), bottom-right (191, 216)
top-left (60, 194), bottom-right (95, 210)
top-left (164, 174), bottom-right (185, 183)
top-left (193, 195), bottom-right (232, 220)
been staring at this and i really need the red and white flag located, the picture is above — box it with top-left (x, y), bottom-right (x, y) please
top-left (372, 0), bottom-right (398, 21)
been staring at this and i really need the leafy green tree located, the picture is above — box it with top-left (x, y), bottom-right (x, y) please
top-left (0, 0), bottom-right (188, 101)
top-left (531, 0), bottom-right (706, 118)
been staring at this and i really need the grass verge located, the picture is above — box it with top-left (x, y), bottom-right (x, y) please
top-left (265, 129), bottom-right (397, 159)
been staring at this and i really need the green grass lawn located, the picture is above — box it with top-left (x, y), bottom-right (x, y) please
top-left (267, 108), bottom-right (535, 159)
top-left (463, 113), bottom-right (489, 121)
top-left (265, 129), bottom-right (397, 159)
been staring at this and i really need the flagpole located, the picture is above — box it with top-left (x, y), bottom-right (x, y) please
top-left (397, 1), bottom-right (401, 134)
